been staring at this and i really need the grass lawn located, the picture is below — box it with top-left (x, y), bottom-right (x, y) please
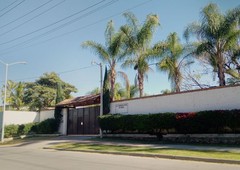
top-left (50, 143), bottom-right (240, 161)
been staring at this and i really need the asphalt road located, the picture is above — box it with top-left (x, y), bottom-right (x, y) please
top-left (1, 145), bottom-right (240, 170)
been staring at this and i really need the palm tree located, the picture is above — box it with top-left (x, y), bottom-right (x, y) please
top-left (120, 12), bottom-right (160, 97)
top-left (157, 32), bottom-right (191, 92)
top-left (184, 3), bottom-right (240, 86)
top-left (3, 81), bottom-right (25, 110)
top-left (82, 20), bottom-right (127, 100)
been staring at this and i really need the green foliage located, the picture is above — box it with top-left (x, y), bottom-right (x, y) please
top-left (54, 107), bottom-right (63, 128)
top-left (36, 118), bottom-right (58, 134)
top-left (4, 123), bottom-right (37, 138)
top-left (23, 72), bottom-right (77, 111)
top-left (99, 113), bottom-right (176, 134)
top-left (103, 67), bottom-right (110, 114)
top-left (99, 110), bottom-right (240, 135)
top-left (4, 124), bottom-right (19, 138)
top-left (88, 87), bottom-right (100, 95)
top-left (157, 32), bottom-right (190, 92)
top-left (184, 3), bottom-right (240, 86)
top-left (4, 119), bottom-right (59, 138)
top-left (55, 82), bottom-right (64, 104)
top-left (120, 12), bottom-right (160, 97)
top-left (17, 123), bottom-right (37, 135)
top-left (1, 81), bottom-right (25, 110)
top-left (82, 20), bottom-right (125, 100)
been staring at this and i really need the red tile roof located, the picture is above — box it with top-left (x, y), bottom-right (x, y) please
top-left (56, 94), bottom-right (100, 107)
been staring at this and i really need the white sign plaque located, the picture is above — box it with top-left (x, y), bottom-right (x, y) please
top-left (115, 103), bottom-right (128, 113)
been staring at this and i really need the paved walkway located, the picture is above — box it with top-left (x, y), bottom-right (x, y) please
top-left (4, 135), bottom-right (239, 153)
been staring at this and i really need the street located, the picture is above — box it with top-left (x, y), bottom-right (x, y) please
top-left (1, 144), bottom-right (240, 170)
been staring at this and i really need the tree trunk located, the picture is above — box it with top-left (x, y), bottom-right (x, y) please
top-left (217, 53), bottom-right (225, 86)
top-left (174, 70), bottom-right (181, 93)
top-left (110, 66), bottom-right (116, 100)
top-left (138, 72), bottom-right (144, 97)
top-left (217, 63), bottom-right (226, 86)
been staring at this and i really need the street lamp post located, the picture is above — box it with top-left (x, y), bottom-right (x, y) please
top-left (0, 60), bottom-right (26, 143)
top-left (92, 61), bottom-right (103, 138)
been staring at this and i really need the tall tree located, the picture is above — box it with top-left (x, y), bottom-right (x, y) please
top-left (157, 32), bottom-right (191, 92)
top-left (36, 72), bottom-right (77, 99)
top-left (55, 82), bottom-right (64, 104)
top-left (2, 81), bottom-right (25, 110)
top-left (184, 3), bottom-right (240, 86)
top-left (120, 12), bottom-right (160, 97)
top-left (103, 67), bottom-right (110, 114)
top-left (82, 20), bottom-right (125, 100)
top-left (24, 72), bottom-right (77, 111)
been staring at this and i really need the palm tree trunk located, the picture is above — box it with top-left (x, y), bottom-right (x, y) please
top-left (175, 79), bottom-right (181, 92)
top-left (110, 67), bottom-right (116, 100)
top-left (217, 53), bottom-right (226, 86)
top-left (217, 64), bottom-right (226, 86)
top-left (138, 72), bottom-right (144, 97)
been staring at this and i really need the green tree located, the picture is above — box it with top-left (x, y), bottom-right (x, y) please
top-left (55, 82), bottom-right (64, 104)
top-left (82, 20), bottom-right (125, 99)
top-left (184, 3), bottom-right (240, 86)
top-left (103, 67), bottom-right (110, 114)
top-left (24, 83), bottom-right (56, 111)
top-left (36, 72), bottom-right (77, 99)
top-left (157, 32), bottom-right (191, 92)
top-left (24, 72), bottom-right (77, 111)
top-left (2, 81), bottom-right (25, 110)
top-left (87, 87), bottom-right (100, 95)
top-left (120, 12), bottom-right (160, 97)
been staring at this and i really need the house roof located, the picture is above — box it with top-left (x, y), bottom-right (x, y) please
top-left (56, 94), bottom-right (100, 108)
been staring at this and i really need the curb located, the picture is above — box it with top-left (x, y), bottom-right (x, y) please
top-left (43, 147), bottom-right (240, 165)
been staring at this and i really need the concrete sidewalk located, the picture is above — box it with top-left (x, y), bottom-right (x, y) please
top-left (2, 135), bottom-right (240, 153)
top-left (53, 136), bottom-right (240, 153)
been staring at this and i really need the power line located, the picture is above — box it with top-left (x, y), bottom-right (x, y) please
top-left (0, 0), bottom-right (151, 55)
top-left (0, 0), bottom-right (26, 18)
top-left (9, 0), bottom-right (118, 45)
top-left (5, 65), bottom-right (95, 82)
top-left (0, 0), bottom-right (18, 13)
top-left (0, 0), bottom-right (108, 45)
top-left (0, 0), bottom-right (53, 30)
top-left (0, 0), bottom-right (65, 38)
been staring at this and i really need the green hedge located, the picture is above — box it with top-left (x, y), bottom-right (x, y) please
top-left (4, 118), bottom-right (59, 138)
top-left (35, 118), bottom-right (58, 134)
top-left (99, 110), bottom-right (240, 135)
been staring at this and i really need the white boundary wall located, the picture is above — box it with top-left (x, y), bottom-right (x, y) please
top-left (0, 110), bottom-right (55, 126)
top-left (2, 111), bottom-right (39, 125)
top-left (39, 110), bottom-right (55, 122)
top-left (110, 85), bottom-right (240, 115)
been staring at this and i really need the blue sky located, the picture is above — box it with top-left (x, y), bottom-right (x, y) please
top-left (0, 0), bottom-right (239, 97)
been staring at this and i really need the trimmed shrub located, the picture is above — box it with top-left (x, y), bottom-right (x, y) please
top-left (36, 118), bottom-right (58, 134)
top-left (99, 110), bottom-right (240, 135)
top-left (17, 123), bottom-right (37, 135)
top-left (4, 124), bottom-right (19, 138)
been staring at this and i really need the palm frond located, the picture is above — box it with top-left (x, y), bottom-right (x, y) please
top-left (123, 12), bottom-right (139, 33)
top-left (81, 41), bottom-right (110, 62)
top-left (105, 20), bottom-right (115, 47)
top-left (184, 22), bottom-right (201, 42)
top-left (137, 14), bottom-right (159, 47)
top-left (117, 71), bottom-right (130, 95)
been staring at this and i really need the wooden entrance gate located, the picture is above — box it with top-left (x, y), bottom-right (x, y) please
top-left (67, 106), bottom-right (100, 135)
